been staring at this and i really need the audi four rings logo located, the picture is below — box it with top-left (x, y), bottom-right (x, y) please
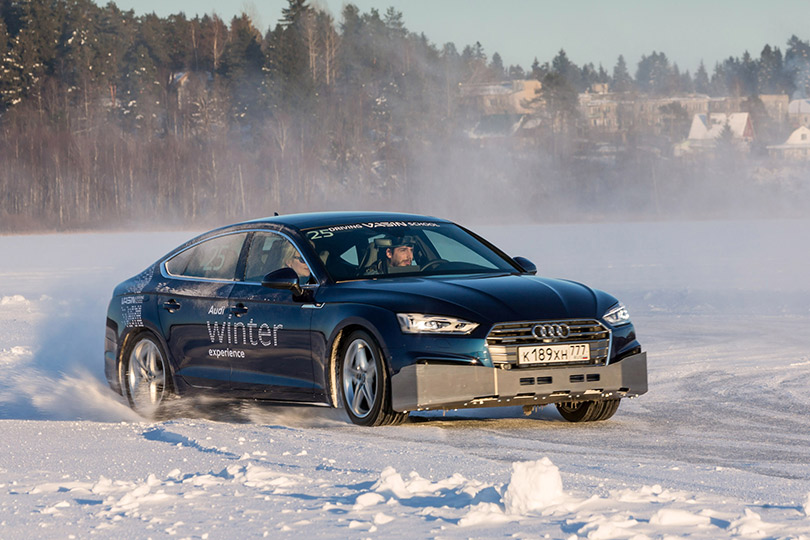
top-left (532, 323), bottom-right (570, 339)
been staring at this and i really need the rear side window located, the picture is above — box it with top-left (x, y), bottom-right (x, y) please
top-left (165, 233), bottom-right (247, 280)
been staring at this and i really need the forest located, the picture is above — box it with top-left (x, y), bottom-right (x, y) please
top-left (1, 0), bottom-right (809, 231)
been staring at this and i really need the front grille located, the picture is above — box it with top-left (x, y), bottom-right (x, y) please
top-left (486, 319), bottom-right (611, 367)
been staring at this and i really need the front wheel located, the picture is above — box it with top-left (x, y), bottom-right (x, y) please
top-left (339, 330), bottom-right (406, 426)
top-left (122, 333), bottom-right (174, 419)
top-left (556, 399), bottom-right (620, 422)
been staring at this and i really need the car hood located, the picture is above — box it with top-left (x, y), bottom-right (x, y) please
top-left (317, 273), bottom-right (618, 325)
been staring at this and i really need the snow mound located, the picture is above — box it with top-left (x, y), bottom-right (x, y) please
top-left (502, 457), bottom-right (565, 514)
top-left (0, 345), bottom-right (32, 365)
top-left (728, 508), bottom-right (779, 536)
top-left (576, 512), bottom-right (640, 539)
top-left (649, 508), bottom-right (711, 527)
top-left (457, 502), bottom-right (514, 527)
top-left (371, 466), bottom-right (496, 506)
top-left (0, 295), bottom-right (29, 306)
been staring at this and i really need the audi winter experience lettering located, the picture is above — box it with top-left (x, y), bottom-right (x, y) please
top-left (206, 319), bottom-right (283, 347)
top-left (208, 347), bottom-right (246, 359)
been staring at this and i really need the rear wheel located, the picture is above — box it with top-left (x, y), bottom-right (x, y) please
top-left (556, 399), bottom-right (620, 422)
top-left (339, 330), bottom-right (406, 426)
top-left (122, 333), bottom-right (173, 419)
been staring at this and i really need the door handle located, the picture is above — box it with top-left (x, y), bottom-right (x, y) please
top-left (230, 303), bottom-right (248, 317)
top-left (163, 299), bottom-right (181, 313)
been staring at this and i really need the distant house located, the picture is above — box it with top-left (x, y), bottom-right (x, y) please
top-left (760, 94), bottom-right (790, 124)
top-left (687, 112), bottom-right (754, 141)
top-left (458, 80), bottom-right (542, 116)
top-left (458, 80), bottom-right (542, 139)
top-left (788, 99), bottom-right (810, 127)
top-left (673, 112), bottom-right (754, 156)
top-left (578, 92), bottom-right (711, 136)
top-left (767, 126), bottom-right (810, 160)
top-left (467, 114), bottom-right (526, 139)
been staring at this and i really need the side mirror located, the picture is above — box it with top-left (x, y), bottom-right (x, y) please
top-left (512, 256), bottom-right (537, 275)
top-left (261, 267), bottom-right (303, 295)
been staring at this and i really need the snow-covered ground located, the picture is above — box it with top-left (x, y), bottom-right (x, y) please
top-left (2, 219), bottom-right (810, 539)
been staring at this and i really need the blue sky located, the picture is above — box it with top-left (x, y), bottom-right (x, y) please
top-left (108, 0), bottom-right (810, 74)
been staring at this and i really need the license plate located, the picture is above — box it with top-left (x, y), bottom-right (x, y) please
top-left (517, 343), bottom-right (590, 365)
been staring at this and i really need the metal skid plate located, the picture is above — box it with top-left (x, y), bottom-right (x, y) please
top-left (390, 352), bottom-right (647, 412)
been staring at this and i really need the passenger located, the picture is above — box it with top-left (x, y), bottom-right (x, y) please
top-left (280, 242), bottom-right (311, 283)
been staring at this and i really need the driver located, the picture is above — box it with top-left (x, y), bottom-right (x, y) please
top-left (365, 235), bottom-right (416, 274)
top-left (387, 237), bottom-right (414, 268)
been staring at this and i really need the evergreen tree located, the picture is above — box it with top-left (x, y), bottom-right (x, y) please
top-left (383, 6), bottom-right (404, 37)
top-left (0, 16), bottom-right (16, 110)
top-left (221, 14), bottom-right (266, 124)
top-left (96, 4), bottom-right (136, 109)
top-left (786, 34), bottom-right (810, 97)
top-left (694, 61), bottom-right (710, 94)
top-left (118, 13), bottom-right (172, 134)
top-left (197, 14), bottom-right (227, 73)
top-left (680, 69), bottom-right (694, 93)
top-left (636, 51), bottom-right (671, 94)
top-left (461, 41), bottom-right (488, 82)
top-left (56, 0), bottom-right (104, 115)
top-left (612, 55), bottom-right (633, 92)
top-left (758, 45), bottom-right (783, 94)
top-left (740, 51), bottom-right (757, 95)
top-left (551, 49), bottom-right (580, 89)
top-left (530, 57), bottom-right (544, 81)
top-left (490, 52), bottom-right (505, 80)
top-left (508, 64), bottom-right (525, 80)
top-left (336, 4), bottom-right (363, 85)
top-left (709, 61), bottom-right (728, 96)
top-left (280, 0), bottom-right (308, 27)
top-left (273, 0), bottom-right (319, 109)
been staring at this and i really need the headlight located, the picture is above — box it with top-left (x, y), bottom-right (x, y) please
top-left (603, 303), bottom-right (631, 326)
top-left (396, 313), bottom-right (479, 335)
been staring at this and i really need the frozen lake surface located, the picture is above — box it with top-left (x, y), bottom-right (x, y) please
top-left (2, 218), bottom-right (810, 539)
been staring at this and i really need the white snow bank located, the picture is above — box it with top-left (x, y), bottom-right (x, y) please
top-left (727, 508), bottom-right (779, 537)
top-left (502, 457), bottom-right (565, 514)
top-left (649, 508), bottom-right (712, 526)
top-left (0, 294), bottom-right (29, 306)
top-left (371, 466), bottom-right (498, 507)
top-left (575, 512), bottom-right (640, 539)
top-left (0, 345), bottom-right (32, 364)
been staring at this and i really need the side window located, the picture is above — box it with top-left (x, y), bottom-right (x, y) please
top-left (340, 245), bottom-right (359, 265)
top-left (244, 233), bottom-right (312, 283)
top-left (165, 233), bottom-right (247, 280)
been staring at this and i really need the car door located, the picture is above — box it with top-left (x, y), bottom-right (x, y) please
top-left (157, 232), bottom-right (248, 391)
top-left (226, 231), bottom-right (316, 400)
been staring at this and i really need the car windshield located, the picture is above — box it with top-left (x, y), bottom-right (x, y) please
top-left (303, 221), bottom-right (519, 281)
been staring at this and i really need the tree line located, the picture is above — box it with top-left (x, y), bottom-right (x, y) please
top-left (1, 0), bottom-right (809, 231)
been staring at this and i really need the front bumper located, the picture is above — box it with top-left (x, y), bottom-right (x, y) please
top-left (390, 352), bottom-right (647, 412)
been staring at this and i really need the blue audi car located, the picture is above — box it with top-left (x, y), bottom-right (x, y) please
top-left (105, 212), bottom-right (647, 426)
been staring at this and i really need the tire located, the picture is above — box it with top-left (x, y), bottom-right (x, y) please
top-left (339, 330), bottom-right (407, 426)
top-left (121, 333), bottom-right (174, 419)
top-left (556, 399), bottom-right (620, 422)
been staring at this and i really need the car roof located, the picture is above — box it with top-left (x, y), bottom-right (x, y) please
top-left (240, 211), bottom-right (450, 230)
